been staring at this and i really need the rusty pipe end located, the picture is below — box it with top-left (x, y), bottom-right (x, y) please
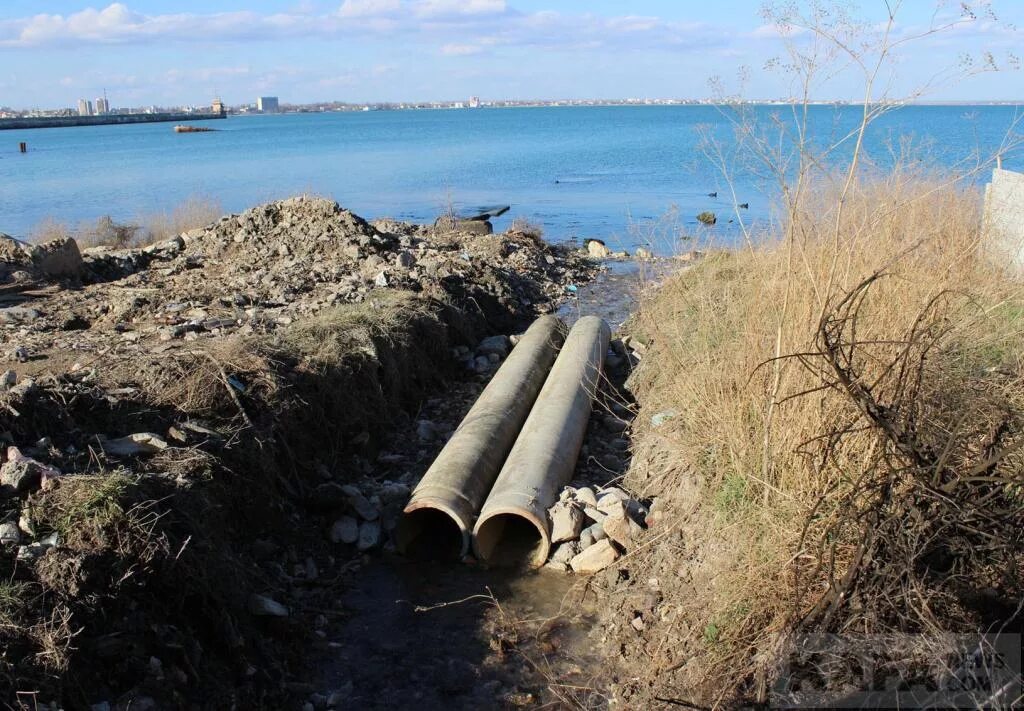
top-left (472, 506), bottom-right (550, 569)
top-left (396, 498), bottom-right (471, 562)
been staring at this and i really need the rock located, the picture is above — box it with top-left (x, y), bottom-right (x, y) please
top-left (635, 247), bottom-right (653, 260)
top-left (549, 501), bottom-right (584, 543)
top-left (17, 542), bottom-right (51, 562)
top-left (396, 251), bottom-right (417, 268)
top-left (101, 432), bottom-right (169, 456)
top-left (651, 409), bottom-right (678, 427)
top-left (249, 593), bottom-right (290, 617)
top-left (583, 506), bottom-right (607, 524)
top-left (340, 484), bottom-right (379, 521)
top-left (476, 335), bottom-right (510, 358)
top-left (0, 521), bottom-right (21, 545)
top-left (0, 306), bottom-right (41, 325)
top-left (416, 420), bottom-right (437, 441)
top-left (31, 237), bottom-right (83, 278)
top-left (597, 492), bottom-right (629, 512)
top-left (575, 486), bottom-right (598, 507)
top-left (578, 528), bottom-right (595, 549)
top-left (357, 519), bottom-right (381, 551)
top-left (585, 522), bottom-right (607, 542)
top-left (374, 271), bottom-right (388, 287)
top-left (473, 355), bottom-right (491, 373)
top-left (549, 541), bottom-right (579, 564)
top-left (586, 239), bottom-right (611, 258)
top-left (0, 454), bottom-right (58, 498)
top-left (329, 516), bottom-right (359, 544)
top-left (1, 370), bottom-right (15, 389)
top-left (569, 539), bottom-right (619, 574)
top-left (12, 346), bottom-right (29, 363)
top-left (602, 500), bottom-right (644, 549)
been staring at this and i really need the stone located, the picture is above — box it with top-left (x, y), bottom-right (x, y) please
top-left (374, 271), bottom-right (388, 287)
top-left (416, 420), bottom-right (437, 441)
top-left (30, 237), bottom-right (83, 278)
top-left (476, 335), bottom-right (511, 358)
top-left (597, 492), bottom-right (629, 513)
top-left (102, 432), bottom-right (169, 456)
top-left (583, 506), bottom-right (607, 524)
top-left (0, 306), bottom-right (41, 325)
top-left (569, 539), bottom-right (619, 574)
top-left (549, 541), bottom-right (579, 564)
top-left (357, 519), bottom-right (381, 551)
top-left (249, 593), bottom-right (289, 617)
top-left (1, 370), bottom-right (15, 389)
top-left (329, 516), bottom-right (359, 544)
top-left (651, 409), bottom-right (678, 427)
top-left (0, 456), bottom-right (51, 497)
top-left (602, 502), bottom-right (644, 550)
top-left (586, 239), bottom-right (611, 258)
top-left (0, 521), bottom-right (21, 545)
top-left (396, 250), bottom-right (417, 268)
top-left (585, 522), bottom-right (607, 542)
top-left (549, 502), bottom-right (584, 543)
top-left (578, 528), bottom-right (595, 550)
top-left (341, 484), bottom-right (379, 521)
top-left (575, 487), bottom-right (597, 508)
top-left (473, 355), bottom-right (491, 373)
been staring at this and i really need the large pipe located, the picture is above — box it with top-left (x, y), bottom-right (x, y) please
top-left (472, 315), bottom-right (611, 567)
top-left (395, 315), bottom-right (567, 560)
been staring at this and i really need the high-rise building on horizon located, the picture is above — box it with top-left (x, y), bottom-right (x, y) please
top-left (95, 96), bottom-right (109, 115)
top-left (257, 96), bottom-right (280, 113)
top-left (77, 98), bottom-right (93, 116)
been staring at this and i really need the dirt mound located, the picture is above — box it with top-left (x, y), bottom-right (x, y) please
top-left (0, 200), bottom-right (595, 708)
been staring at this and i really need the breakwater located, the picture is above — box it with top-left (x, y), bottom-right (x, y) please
top-left (0, 111), bottom-right (226, 130)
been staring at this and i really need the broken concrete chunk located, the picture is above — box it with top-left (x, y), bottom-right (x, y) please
top-left (569, 539), bottom-right (619, 574)
top-left (549, 501), bottom-right (584, 544)
top-left (575, 486), bottom-right (598, 507)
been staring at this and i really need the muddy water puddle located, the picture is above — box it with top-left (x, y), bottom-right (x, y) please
top-left (315, 557), bottom-right (605, 709)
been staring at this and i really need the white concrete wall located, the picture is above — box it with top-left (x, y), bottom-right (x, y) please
top-left (983, 168), bottom-right (1024, 272)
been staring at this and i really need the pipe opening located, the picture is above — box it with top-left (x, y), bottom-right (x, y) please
top-left (395, 508), bottom-right (465, 562)
top-left (474, 513), bottom-right (547, 568)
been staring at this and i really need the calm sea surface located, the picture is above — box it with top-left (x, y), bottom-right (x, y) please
top-left (1, 105), bottom-right (1021, 252)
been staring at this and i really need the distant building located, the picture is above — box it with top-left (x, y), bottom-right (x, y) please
top-left (95, 96), bottom-right (109, 115)
top-left (212, 97), bottom-right (225, 116)
top-left (257, 96), bottom-right (280, 113)
top-left (468, 96), bottom-right (481, 108)
top-left (77, 99), bottom-right (93, 116)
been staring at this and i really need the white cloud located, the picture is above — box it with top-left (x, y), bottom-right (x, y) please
top-left (338, 0), bottom-right (402, 19)
top-left (440, 43), bottom-right (484, 55)
top-left (413, 0), bottom-right (507, 18)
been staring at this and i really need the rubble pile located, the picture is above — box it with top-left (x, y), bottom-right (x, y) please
top-left (545, 483), bottom-right (654, 574)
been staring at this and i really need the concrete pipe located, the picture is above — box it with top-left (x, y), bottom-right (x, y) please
top-left (395, 315), bottom-right (567, 561)
top-left (473, 315), bottom-right (611, 567)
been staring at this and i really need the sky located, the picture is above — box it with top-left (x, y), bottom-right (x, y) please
top-left (0, 1), bottom-right (1021, 109)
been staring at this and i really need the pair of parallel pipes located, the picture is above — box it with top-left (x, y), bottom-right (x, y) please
top-left (395, 314), bottom-right (611, 567)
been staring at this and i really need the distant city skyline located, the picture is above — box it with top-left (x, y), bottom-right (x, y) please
top-left (0, 2), bottom-right (1022, 109)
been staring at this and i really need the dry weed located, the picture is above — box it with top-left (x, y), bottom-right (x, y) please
top-left (625, 175), bottom-right (1024, 703)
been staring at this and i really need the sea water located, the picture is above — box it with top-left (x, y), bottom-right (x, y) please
top-left (1, 104), bottom-right (1020, 252)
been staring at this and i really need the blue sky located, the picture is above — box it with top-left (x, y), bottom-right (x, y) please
top-left (0, 1), bottom-right (1021, 108)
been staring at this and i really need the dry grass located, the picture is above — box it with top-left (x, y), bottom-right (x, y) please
top-left (29, 196), bottom-right (222, 249)
top-left (624, 173), bottom-right (1024, 704)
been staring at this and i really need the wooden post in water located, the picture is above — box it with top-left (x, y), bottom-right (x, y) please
top-left (19, 142), bottom-right (27, 153)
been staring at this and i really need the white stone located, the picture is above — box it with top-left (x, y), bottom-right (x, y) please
top-left (569, 539), bottom-right (619, 574)
top-left (549, 502), bottom-right (584, 543)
